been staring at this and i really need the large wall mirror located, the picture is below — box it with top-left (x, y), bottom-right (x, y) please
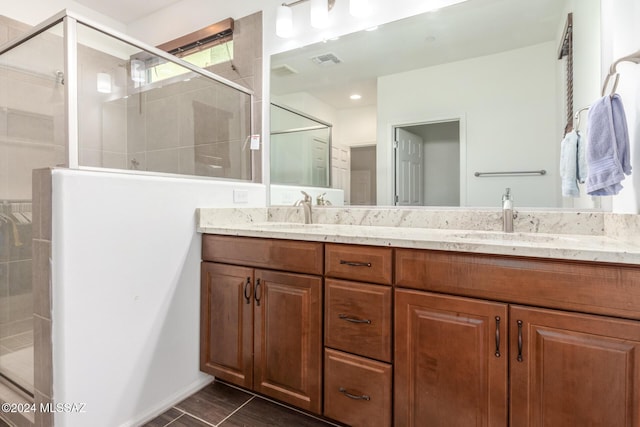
top-left (270, 0), bottom-right (602, 208)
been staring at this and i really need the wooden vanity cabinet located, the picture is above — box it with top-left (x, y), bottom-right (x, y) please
top-left (395, 248), bottom-right (640, 427)
top-left (200, 235), bottom-right (323, 414)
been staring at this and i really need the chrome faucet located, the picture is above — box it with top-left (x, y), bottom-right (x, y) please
top-left (502, 188), bottom-right (516, 233)
top-left (294, 191), bottom-right (313, 224)
top-left (316, 192), bottom-right (332, 206)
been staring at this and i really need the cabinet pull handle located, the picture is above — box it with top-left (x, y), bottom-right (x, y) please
top-left (254, 279), bottom-right (261, 306)
top-left (339, 387), bottom-right (370, 401)
top-left (339, 260), bottom-right (372, 267)
top-left (517, 320), bottom-right (523, 362)
top-left (244, 277), bottom-right (252, 304)
top-left (339, 314), bottom-right (372, 324)
top-left (494, 316), bottom-right (501, 358)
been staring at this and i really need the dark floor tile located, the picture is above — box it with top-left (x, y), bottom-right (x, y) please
top-left (220, 398), bottom-right (333, 427)
top-left (142, 407), bottom-right (184, 427)
top-left (165, 414), bottom-right (212, 427)
top-left (175, 381), bottom-right (252, 424)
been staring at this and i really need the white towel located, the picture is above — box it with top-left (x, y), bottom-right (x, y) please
top-left (560, 130), bottom-right (586, 197)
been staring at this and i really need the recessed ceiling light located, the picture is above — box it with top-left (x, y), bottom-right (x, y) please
top-left (350, 94), bottom-right (362, 100)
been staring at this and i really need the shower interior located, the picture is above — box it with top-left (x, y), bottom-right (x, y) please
top-left (0, 11), bottom-right (253, 400)
top-left (0, 16), bottom-right (64, 396)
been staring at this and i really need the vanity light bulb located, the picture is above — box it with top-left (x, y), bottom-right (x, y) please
top-left (97, 72), bottom-right (111, 94)
top-left (310, 0), bottom-right (330, 29)
top-left (276, 5), bottom-right (293, 38)
top-left (350, 0), bottom-right (370, 17)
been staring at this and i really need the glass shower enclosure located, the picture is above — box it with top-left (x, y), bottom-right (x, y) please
top-left (0, 10), bottom-right (253, 398)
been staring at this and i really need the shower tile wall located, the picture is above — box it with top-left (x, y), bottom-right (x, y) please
top-left (32, 168), bottom-right (53, 427)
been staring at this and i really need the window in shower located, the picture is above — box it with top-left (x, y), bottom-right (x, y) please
top-left (148, 40), bottom-right (234, 83)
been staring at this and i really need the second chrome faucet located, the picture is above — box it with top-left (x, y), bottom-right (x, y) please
top-left (502, 188), bottom-right (517, 233)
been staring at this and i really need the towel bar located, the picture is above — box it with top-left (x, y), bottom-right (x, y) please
top-left (474, 170), bottom-right (546, 177)
top-left (601, 49), bottom-right (640, 96)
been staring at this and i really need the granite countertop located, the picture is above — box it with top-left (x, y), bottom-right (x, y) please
top-left (197, 207), bottom-right (640, 265)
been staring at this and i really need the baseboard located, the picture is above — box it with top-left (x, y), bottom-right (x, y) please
top-left (119, 375), bottom-right (213, 427)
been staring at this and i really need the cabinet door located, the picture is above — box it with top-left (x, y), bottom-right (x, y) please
top-left (253, 269), bottom-right (322, 414)
top-left (510, 305), bottom-right (640, 427)
top-left (395, 289), bottom-right (508, 427)
top-left (200, 262), bottom-right (254, 388)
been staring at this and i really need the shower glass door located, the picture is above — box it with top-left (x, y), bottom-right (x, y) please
top-left (0, 21), bottom-right (65, 396)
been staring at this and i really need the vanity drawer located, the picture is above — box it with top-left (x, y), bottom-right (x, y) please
top-left (325, 279), bottom-right (392, 362)
top-left (202, 235), bottom-right (323, 275)
top-left (324, 348), bottom-right (392, 427)
top-left (325, 243), bottom-right (392, 285)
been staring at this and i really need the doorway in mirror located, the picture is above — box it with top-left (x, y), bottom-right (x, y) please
top-left (394, 121), bottom-right (461, 206)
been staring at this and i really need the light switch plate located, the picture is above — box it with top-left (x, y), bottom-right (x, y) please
top-left (233, 189), bottom-right (249, 204)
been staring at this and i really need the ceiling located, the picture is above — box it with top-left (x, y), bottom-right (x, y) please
top-left (270, 0), bottom-right (568, 109)
top-left (74, 0), bottom-right (183, 24)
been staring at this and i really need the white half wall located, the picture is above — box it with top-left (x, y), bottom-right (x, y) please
top-left (51, 169), bottom-right (266, 427)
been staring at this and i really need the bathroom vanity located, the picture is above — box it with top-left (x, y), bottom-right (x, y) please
top-left (197, 208), bottom-right (640, 427)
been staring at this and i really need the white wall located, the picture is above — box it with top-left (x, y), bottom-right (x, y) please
top-left (377, 42), bottom-right (559, 207)
top-left (335, 106), bottom-right (377, 148)
top-left (1, 0), bottom-right (125, 32)
top-left (51, 169), bottom-right (266, 427)
top-left (601, 0), bottom-right (640, 214)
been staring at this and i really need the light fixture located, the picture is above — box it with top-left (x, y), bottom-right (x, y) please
top-left (97, 72), bottom-right (111, 94)
top-left (349, 0), bottom-right (370, 17)
top-left (310, 0), bottom-right (330, 28)
top-left (276, 5), bottom-right (293, 38)
top-left (275, 0), bottom-right (368, 38)
top-left (350, 94), bottom-right (362, 100)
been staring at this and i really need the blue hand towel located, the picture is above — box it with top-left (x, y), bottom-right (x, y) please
top-left (586, 94), bottom-right (632, 195)
top-left (576, 130), bottom-right (587, 184)
top-left (560, 130), bottom-right (580, 197)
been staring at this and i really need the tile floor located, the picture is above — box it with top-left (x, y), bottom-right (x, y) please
top-left (142, 381), bottom-right (343, 427)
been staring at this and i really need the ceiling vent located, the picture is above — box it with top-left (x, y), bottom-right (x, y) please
top-left (271, 64), bottom-right (299, 77)
top-left (311, 52), bottom-right (342, 66)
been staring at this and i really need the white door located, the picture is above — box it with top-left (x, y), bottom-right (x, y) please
top-left (395, 128), bottom-right (424, 205)
top-left (331, 146), bottom-right (350, 203)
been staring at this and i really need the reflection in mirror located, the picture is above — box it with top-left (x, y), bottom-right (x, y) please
top-left (270, 103), bottom-right (332, 187)
top-left (270, 0), bottom-right (602, 208)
